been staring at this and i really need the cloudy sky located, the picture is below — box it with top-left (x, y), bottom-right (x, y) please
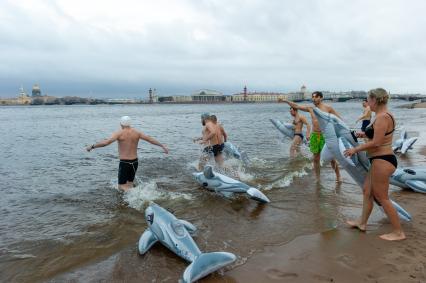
top-left (1, 0), bottom-right (425, 98)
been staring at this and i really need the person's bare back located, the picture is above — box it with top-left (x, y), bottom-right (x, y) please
top-left (117, 128), bottom-right (141, 160)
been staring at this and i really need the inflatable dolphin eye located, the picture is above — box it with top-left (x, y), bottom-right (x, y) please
top-left (146, 213), bottom-right (154, 225)
top-left (171, 220), bottom-right (185, 238)
top-left (403, 168), bottom-right (416, 175)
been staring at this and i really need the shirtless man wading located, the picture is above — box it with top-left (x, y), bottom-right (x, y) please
top-left (289, 107), bottom-right (311, 158)
top-left (282, 91), bottom-right (341, 182)
top-left (193, 113), bottom-right (225, 170)
top-left (86, 116), bottom-right (169, 191)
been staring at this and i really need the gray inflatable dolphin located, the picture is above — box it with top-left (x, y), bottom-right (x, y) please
top-left (192, 165), bottom-right (270, 203)
top-left (270, 118), bottom-right (308, 144)
top-left (390, 167), bottom-right (426, 193)
top-left (312, 107), bottom-right (411, 221)
top-left (393, 130), bottom-right (418, 154)
top-left (138, 203), bottom-right (237, 283)
top-left (223, 142), bottom-right (250, 165)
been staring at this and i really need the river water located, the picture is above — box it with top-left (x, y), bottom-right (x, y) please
top-left (0, 101), bottom-right (424, 282)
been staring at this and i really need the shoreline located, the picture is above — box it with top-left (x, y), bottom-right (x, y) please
top-left (397, 101), bottom-right (426, 109)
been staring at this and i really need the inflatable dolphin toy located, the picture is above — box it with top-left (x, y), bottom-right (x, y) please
top-left (390, 167), bottom-right (426, 193)
top-left (192, 165), bottom-right (270, 203)
top-left (223, 142), bottom-right (250, 165)
top-left (312, 107), bottom-right (411, 221)
top-left (270, 118), bottom-right (308, 144)
top-left (393, 130), bottom-right (418, 154)
top-left (138, 203), bottom-right (237, 283)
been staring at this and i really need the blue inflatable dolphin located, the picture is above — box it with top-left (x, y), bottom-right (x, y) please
top-left (192, 165), bottom-right (270, 203)
top-left (138, 203), bottom-right (237, 283)
top-left (270, 118), bottom-right (308, 144)
top-left (390, 167), bottom-right (426, 193)
top-left (223, 142), bottom-right (250, 165)
top-left (312, 107), bottom-right (411, 221)
top-left (393, 130), bottom-right (418, 154)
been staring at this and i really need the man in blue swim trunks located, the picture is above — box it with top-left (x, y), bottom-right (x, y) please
top-left (86, 116), bottom-right (168, 191)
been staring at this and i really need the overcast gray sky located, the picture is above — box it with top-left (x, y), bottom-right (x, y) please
top-left (1, 0), bottom-right (425, 98)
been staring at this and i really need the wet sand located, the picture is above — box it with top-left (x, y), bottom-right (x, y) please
top-left (217, 192), bottom-right (426, 283)
top-left (49, 172), bottom-right (426, 283)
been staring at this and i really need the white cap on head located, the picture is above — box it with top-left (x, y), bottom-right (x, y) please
top-left (120, 116), bottom-right (131, 127)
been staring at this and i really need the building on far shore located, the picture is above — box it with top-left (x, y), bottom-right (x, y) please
top-left (232, 91), bottom-right (287, 102)
top-left (158, 89), bottom-right (229, 103)
top-left (32, 84), bottom-right (42, 97)
top-left (191, 89), bottom-right (228, 103)
top-left (0, 86), bottom-right (32, 105)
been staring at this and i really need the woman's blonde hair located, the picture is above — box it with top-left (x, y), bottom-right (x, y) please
top-left (368, 88), bottom-right (389, 105)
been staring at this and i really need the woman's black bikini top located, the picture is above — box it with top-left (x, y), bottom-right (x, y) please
top-left (364, 113), bottom-right (395, 139)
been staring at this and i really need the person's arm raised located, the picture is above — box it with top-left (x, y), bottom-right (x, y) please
top-left (281, 99), bottom-right (311, 112)
top-left (139, 132), bottom-right (169, 154)
top-left (86, 132), bottom-right (119, 152)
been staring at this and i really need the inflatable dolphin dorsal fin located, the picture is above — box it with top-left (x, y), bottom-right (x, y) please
top-left (401, 130), bottom-right (407, 140)
top-left (203, 166), bottom-right (215, 179)
top-left (179, 219), bottom-right (197, 234)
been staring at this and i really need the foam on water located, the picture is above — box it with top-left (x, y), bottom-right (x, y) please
top-left (123, 180), bottom-right (193, 211)
top-left (264, 165), bottom-right (311, 190)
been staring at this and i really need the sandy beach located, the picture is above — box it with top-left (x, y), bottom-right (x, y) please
top-left (216, 192), bottom-right (426, 283)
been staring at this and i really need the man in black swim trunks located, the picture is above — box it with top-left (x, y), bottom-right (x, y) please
top-left (289, 107), bottom-right (310, 158)
top-left (86, 116), bottom-right (168, 191)
top-left (193, 113), bottom-right (225, 170)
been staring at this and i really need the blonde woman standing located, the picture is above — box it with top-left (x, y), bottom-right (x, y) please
top-left (344, 88), bottom-right (405, 241)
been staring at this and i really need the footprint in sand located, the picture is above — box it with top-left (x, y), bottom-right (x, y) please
top-left (265, 268), bottom-right (298, 280)
top-left (336, 254), bottom-right (356, 268)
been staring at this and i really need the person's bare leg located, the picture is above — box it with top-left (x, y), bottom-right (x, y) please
top-left (313, 153), bottom-right (321, 182)
top-left (347, 173), bottom-right (373, 231)
top-left (331, 159), bottom-right (341, 183)
top-left (119, 183), bottom-right (131, 192)
top-left (290, 136), bottom-right (302, 158)
top-left (371, 160), bottom-right (406, 241)
top-left (198, 154), bottom-right (208, 171)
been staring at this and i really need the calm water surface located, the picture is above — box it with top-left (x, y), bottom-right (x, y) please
top-left (0, 101), bottom-right (424, 282)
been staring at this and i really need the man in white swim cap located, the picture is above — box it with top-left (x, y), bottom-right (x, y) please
top-left (120, 116), bottom-right (131, 127)
top-left (86, 116), bottom-right (169, 191)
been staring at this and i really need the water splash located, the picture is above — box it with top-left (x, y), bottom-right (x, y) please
top-left (123, 180), bottom-right (193, 211)
top-left (264, 165), bottom-right (311, 190)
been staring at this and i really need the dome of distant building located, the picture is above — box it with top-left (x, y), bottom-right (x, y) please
top-left (192, 89), bottom-right (223, 96)
top-left (32, 84), bottom-right (42, 97)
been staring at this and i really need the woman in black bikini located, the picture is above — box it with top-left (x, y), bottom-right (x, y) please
top-left (344, 88), bottom-right (405, 241)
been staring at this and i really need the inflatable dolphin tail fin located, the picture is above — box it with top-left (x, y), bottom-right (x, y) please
top-left (391, 200), bottom-right (412, 222)
top-left (246, 187), bottom-right (270, 203)
top-left (182, 252), bottom-right (236, 283)
top-left (203, 165), bottom-right (215, 179)
top-left (241, 151), bottom-right (250, 165)
top-left (406, 180), bottom-right (426, 193)
top-left (137, 229), bottom-right (158, 255)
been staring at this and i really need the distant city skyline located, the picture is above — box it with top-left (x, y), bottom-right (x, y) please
top-left (1, 0), bottom-right (426, 98)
